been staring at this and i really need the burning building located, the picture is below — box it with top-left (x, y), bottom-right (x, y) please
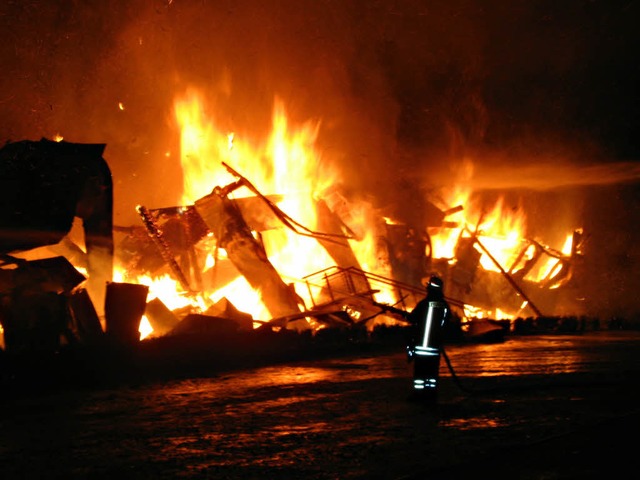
top-left (1, 1), bottom-right (640, 357)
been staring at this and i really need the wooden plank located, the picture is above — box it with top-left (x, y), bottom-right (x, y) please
top-left (195, 186), bottom-right (302, 321)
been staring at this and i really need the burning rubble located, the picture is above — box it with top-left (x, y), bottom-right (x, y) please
top-left (0, 95), bottom-right (591, 364)
top-left (0, 1), bottom-right (637, 394)
top-left (12, 69), bottom-right (628, 394)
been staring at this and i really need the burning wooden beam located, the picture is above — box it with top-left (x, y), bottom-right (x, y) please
top-left (315, 198), bottom-right (372, 293)
top-left (136, 205), bottom-right (194, 293)
top-left (194, 182), bottom-right (302, 320)
top-left (471, 235), bottom-right (543, 317)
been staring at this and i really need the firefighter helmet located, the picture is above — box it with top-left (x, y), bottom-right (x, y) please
top-left (427, 275), bottom-right (443, 290)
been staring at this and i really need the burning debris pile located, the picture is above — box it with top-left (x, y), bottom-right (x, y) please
top-left (0, 138), bottom-right (417, 363)
top-left (0, 91), bottom-right (605, 386)
top-left (0, 130), bottom-right (590, 370)
top-left (1, 1), bottom-right (638, 391)
top-left (117, 161), bottom-right (431, 338)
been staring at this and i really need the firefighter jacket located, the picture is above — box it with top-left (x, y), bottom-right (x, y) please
top-left (406, 296), bottom-right (449, 361)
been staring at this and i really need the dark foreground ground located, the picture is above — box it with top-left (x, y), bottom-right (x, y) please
top-left (1, 330), bottom-right (639, 479)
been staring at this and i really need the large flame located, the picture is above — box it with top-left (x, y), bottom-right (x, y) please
top-left (428, 158), bottom-right (579, 320)
top-left (112, 92), bottom-right (581, 339)
top-left (175, 89), bottom-right (337, 313)
top-left (126, 87), bottom-right (392, 339)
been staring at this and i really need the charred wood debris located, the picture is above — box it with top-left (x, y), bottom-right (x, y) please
top-left (0, 140), bottom-right (603, 386)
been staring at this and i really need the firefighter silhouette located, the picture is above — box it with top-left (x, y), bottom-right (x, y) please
top-left (406, 275), bottom-right (450, 402)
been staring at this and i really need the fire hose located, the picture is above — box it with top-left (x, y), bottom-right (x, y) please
top-left (440, 345), bottom-right (476, 395)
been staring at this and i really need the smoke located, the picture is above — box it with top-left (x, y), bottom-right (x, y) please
top-left (1, 2), bottom-right (638, 198)
top-left (446, 161), bottom-right (640, 192)
top-left (1, 1), bottom-right (639, 316)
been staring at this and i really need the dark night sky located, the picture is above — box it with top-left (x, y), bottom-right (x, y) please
top-left (1, 0), bottom-right (639, 317)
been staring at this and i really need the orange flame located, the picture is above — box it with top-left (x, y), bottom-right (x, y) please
top-left (428, 157), bottom-right (580, 319)
top-left (113, 93), bottom-right (583, 337)
top-left (125, 87), bottom-right (389, 333)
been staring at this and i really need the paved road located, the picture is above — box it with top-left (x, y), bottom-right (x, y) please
top-left (1, 331), bottom-right (639, 478)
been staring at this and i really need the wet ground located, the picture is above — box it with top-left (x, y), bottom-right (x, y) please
top-left (1, 330), bottom-right (640, 479)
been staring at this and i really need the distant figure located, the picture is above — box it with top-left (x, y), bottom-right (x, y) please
top-left (406, 275), bottom-right (450, 403)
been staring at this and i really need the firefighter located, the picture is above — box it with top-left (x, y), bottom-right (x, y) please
top-left (406, 275), bottom-right (450, 402)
